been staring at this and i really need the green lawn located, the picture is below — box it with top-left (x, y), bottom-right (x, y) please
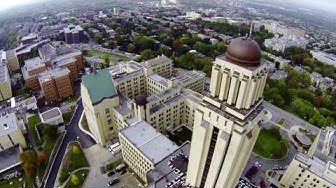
top-left (168, 126), bottom-right (192, 145)
top-left (27, 115), bottom-right (41, 146)
top-left (64, 169), bottom-right (89, 188)
top-left (0, 177), bottom-right (24, 188)
top-left (253, 128), bottom-right (288, 159)
top-left (86, 49), bottom-right (131, 63)
top-left (63, 107), bottom-right (75, 124)
top-left (59, 144), bottom-right (89, 184)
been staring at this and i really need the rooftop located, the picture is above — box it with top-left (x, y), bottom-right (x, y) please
top-left (24, 57), bottom-right (45, 71)
top-left (82, 69), bottom-right (117, 105)
top-left (120, 120), bottom-right (179, 164)
top-left (5, 49), bottom-right (16, 59)
top-left (0, 63), bottom-right (8, 83)
top-left (40, 107), bottom-right (62, 122)
top-left (148, 74), bottom-right (169, 87)
top-left (38, 67), bottom-right (70, 82)
top-left (147, 142), bottom-right (190, 188)
top-left (312, 127), bottom-right (336, 164)
top-left (142, 55), bottom-right (172, 68)
top-left (0, 113), bottom-right (19, 137)
top-left (0, 145), bottom-right (21, 174)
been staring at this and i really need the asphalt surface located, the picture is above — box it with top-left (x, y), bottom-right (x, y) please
top-left (42, 99), bottom-right (96, 188)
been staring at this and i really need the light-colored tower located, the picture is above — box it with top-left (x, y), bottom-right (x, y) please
top-left (186, 37), bottom-right (268, 188)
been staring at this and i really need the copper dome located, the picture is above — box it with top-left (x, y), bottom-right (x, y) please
top-left (135, 94), bottom-right (148, 106)
top-left (225, 37), bottom-right (261, 66)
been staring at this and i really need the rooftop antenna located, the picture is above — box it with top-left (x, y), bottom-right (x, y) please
top-left (249, 21), bottom-right (254, 38)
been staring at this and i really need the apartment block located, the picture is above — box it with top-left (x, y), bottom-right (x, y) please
top-left (38, 67), bottom-right (74, 102)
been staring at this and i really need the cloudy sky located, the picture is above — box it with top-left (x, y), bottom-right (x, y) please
top-left (0, 0), bottom-right (36, 11)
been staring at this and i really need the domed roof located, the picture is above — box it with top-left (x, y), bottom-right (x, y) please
top-left (135, 94), bottom-right (147, 106)
top-left (225, 37), bottom-right (261, 66)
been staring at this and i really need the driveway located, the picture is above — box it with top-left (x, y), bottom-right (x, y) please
top-left (82, 145), bottom-right (142, 188)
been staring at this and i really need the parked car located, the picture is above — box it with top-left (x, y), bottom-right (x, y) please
top-left (107, 170), bottom-right (115, 177)
top-left (107, 178), bottom-right (119, 186)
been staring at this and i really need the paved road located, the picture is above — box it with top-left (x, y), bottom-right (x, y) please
top-left (42, 99), bottom-right (96, 188)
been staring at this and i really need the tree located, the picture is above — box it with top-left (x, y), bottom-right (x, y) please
top-left (126, 44), bottom-right (136, 53)
top-left (38, 151), bottom-right (49, 166)
top-left (20, 150), bottom-right (38, 177)
top-left (140, 49), bottom-right (155, 61)
top-left (93, 34), bottom-right (103, 44)
top-left (71, 174), bottom-right (80, 185)
top-left (42, 125), bottom-right (58, 141)
top-left (104, 55), bottom-right (110, 67)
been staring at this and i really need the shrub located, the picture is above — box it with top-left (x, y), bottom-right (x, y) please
top-left (71, 174), bottom-right (79, 185)
top-left (72, 146), bottom-right (80, 155)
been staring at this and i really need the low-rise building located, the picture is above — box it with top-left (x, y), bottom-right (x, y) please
top-left (311, 51), bottom-right (336, 68)
top-left (39, 107), bottom-right (63, 125)
top-left (264, 36), bottom-right (309, 53)
top-left (0, 113), bottom-right (27, 151)
top-left (119, 119), bottom-right (179, 184)
top-left (0, 145), bottom-right (22, 181)
top-left (280, 127), bottom-right (336, 188)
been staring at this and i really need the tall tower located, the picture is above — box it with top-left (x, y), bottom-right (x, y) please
top-left (186, 37), bottom-right (268, 188)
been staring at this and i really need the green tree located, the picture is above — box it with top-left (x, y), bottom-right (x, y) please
top-left (140, 49), bottom-right (155, 60)
top-left (93, 34), bottom-right (103, 44)
top-left (42, 125), bottom-right (58, 141)
top-left (71, 174), bottom-right (80, 185)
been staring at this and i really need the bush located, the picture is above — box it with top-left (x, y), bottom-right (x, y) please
top-left (72, 146), bottom-right (80, 155)
top-left (71, 174), bottom-right (79, 185)
top-left (59, 170), bottom-right (68, 183)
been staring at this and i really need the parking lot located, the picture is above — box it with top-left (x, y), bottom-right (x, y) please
top-left (82, 144), bottom-right (142, 188)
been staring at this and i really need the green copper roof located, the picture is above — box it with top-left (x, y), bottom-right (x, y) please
top-left (82, 69), bottom-right (116, 104)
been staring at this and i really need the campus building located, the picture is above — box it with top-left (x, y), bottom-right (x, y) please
top-left (22, 44), bottom-right (83, 102)
top-left (186, 37), bottom-right (267, 188)
top-left (0, 113), bottom-right (27, 151)
top-left (82, 37), bottom-right (268, 188)
top-left (280, 127), bottom-right (336, 188)
top-left (59, 25), bottom-right (85, 44)
top-left (0, 52), bottom-right (13, 101)
top-left (81, 69), bottom-right (120, 144)
top-left (119, 119), bottom-right (179, 183)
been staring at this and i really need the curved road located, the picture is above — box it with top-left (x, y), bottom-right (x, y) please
top-left (42, 99), bottom-right (96, 188)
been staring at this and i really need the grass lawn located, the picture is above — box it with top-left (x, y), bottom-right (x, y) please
top-left (0, 177), bottom-right (24, 188)
top-left (64, 169), bottom-right (89, 188)
top-left (86, 49), bottom-right (130, 63)
top-left (168, 126), bottom-right (192, 145)
top-left (253, 128), bottom-right (288, 159)
top-left (63, 107), bottom-right (75, 124)
top-left (59, 143), bottom-right (89, 184)
top-left (27, 115), bottom-right (41, 146)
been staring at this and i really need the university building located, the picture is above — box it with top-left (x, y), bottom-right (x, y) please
top-left (81, 37), bottom-right (269, 187)
top-left (280, 127), bottom-right (336, 188)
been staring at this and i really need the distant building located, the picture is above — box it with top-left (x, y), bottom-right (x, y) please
top-left (60, 25), bottom-right (85, 44)
top-left (4, 50), bottom-right (20, 72)
top-left (81, 69), bottom-right (119, 144)
top-left (39, 107), bottom-right (63, 125)
top-left (311, 51), bottom-right (336, 68)
top-left (0, 113), bottom-right (27, 151)
top-left (0, 52), bottom-right (12, 101)
top-left (264, 36), bottom-right (309, 53)
top-left (119, 119), bottom-right (179, 184)
top-left (280, 127), bottom-right (336, 188)
top-left (20, 33), bottom-right (38, 45)
top-left (186, 12), bottom-right (201, 20)
top-left (254, 21), bottom-right (305, 38)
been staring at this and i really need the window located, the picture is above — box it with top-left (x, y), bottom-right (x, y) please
top-left (105, 108), bottom-right (110, 114)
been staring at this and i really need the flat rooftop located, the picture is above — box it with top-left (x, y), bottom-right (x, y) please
top-left (0, 113), bottom-right (19, 137)
top-left (142, 55), bottom-right (172, 68)
top-left (120, 120), bottom-right (179, 164)
top-left (0, 145), bottom-right (21, 174)
top-left (313, 127), bottom-right (336, 164)
top-left (24, 57), bottom-right (45, 71)
top-left (0, 64), bottom-right (8, 83)
top-left (40, 107), bottom-right (62, 121)
top-left (38, 67), bottom-right (70, 82)
top-left (148, 74), bottom-right (169, 87)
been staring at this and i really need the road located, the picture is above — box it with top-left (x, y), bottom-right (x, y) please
top-left (42, 99), bottom-right (96, 188)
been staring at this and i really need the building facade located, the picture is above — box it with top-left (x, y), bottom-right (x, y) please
top-left (280, 127), bottom-right (336, 188)
top-left (81, 69), bottom-right (120, 144)
top-left (186, 37), bottom-right (267, 188)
